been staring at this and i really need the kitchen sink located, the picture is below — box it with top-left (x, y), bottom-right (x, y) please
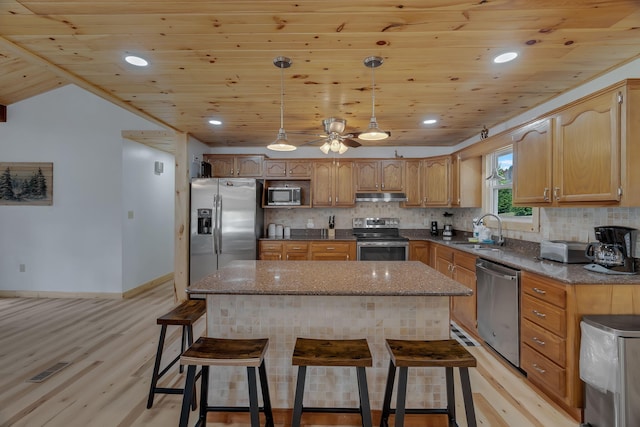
top-left (451, 242), bottom-right (503, 252)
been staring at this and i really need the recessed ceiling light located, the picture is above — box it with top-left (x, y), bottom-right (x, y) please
top-left (423, 119), bottom-right (437, 125)
top-left (493, 52), bottom-right (518, 64)
top-left (124, 55), bottom-right (149, 67)
top-left (208, 119), bottom-right (222, 126)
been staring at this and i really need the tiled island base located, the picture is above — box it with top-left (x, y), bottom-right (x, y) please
top-left (205, 294), bottom-right (450, 410)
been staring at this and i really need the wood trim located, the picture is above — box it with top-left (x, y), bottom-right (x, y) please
top-left (174, 132), bottom-right (190, 303)
top-left (0, 290), bottom-right (122, 299)
top-left (121, 130), bottom-right (176, 155)
top-left (122, 272), bottom-right (173, 299)
top-left (0, 104), bottom-right (6, 122)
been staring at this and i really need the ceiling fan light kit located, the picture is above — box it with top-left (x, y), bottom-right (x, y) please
top-left (267, 56), bottom-right (297, 152)
top-left (358, 56), bottom-right (389, 141)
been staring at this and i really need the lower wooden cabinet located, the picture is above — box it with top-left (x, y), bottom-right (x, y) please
top-left (309, 241), bottom-right (355, 261)
top-left (409, 241), bottom-right (430, 264)
top-left (431, 243), bottom-right (478, 336)
top-left (259, 240), bottom-right (354, 261)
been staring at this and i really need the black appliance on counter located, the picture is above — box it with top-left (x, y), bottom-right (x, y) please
top-left (352, 217), bottom-right (409, 261)
top-left (584, 226), bottom-right (638, 275)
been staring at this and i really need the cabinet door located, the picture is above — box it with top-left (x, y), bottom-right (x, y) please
top-left (284, 242), bottom-right (309, 261)
top-left (264, 160), bottom-right (287, 178)
top-left (553, 89), bottom-right (621, 204)
top-left (409, 241), bottom-right (430, 264)
top-left (354, 161), bottom-right (379, 191)
top-left (334, 161), bottom-right (354, 207)
top-left (209, 157), bottom-right (235, 177)
top-left (235, 155), bottom-right (264, 177)
top-left (512, 119), bottom-right (553, 205)
top-left (309, 242), bottom-right (354, 261)
top-left (403, 160), bottom-right (422, 207)
top-left (259, 241), bottom-right (283, 260)
top-left (423, 157), bottom-right (450, 206)
top-left (312, 161), bottom-right (333, 207)
top-left (380, 160), bottom-right (404, 191)
top-left (452, 261), bottom-right (477, 334)
top-left (450, 155), bottom-right (461, 207)
top-left (287, 160), bottom-right (312, 178)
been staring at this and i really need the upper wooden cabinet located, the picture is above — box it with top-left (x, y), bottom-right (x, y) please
top-left (422, 156), bottom-right (450, 206)
top-left (512, 118), bottom-right (554, 205)
top-left (354, 160), bottom-right (404, 192)
top-left (264, 160), bottom-right (312, 179)
top-left (513, 80), bottom-right (640, 207)
top-left (203, 154), bottom-right (264, 178)
top-left (450, 154), bottom-right (482, 208)
top-left (402, 160), bottom-right (422, 207)
top-left (553, 88), bottom-right (621, 204)
top-left (312, 160), bottom-right (354, 207)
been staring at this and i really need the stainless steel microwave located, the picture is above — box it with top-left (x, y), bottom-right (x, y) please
top-left (267, 186), bottom-right (301, 206)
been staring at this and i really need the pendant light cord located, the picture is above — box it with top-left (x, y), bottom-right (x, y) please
top-left (370, 64), bottom-right (376, 119)
top-left (279, 63), bottom-right (285, 131)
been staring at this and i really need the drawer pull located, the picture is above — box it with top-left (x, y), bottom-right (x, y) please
top-left (291, 246), bottom-right (301, 250)
top-left (532, 287), bottom-right (547, 295)
top-left (532, 310), bottom-right (546, 319)
top-left (532, 363), bottom-right (546, 374)
top-left (326, 247), bottom-right (335, 250)
top-left (532, 337), bottom-right (546, 346)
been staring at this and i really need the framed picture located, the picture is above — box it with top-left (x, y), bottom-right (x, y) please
top-left (0, 162), bottom-right (53, 206)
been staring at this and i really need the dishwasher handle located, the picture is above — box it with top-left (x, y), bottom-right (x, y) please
top-left (476, 262), bottom-right (517, 281)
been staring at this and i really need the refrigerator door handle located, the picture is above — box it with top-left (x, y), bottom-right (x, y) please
top-left (213, 194), bottom-right (220, 254)
top-left (217, 196), bottom-right (223, 253)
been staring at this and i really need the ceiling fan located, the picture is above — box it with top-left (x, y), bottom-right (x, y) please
top-left (297, 118), bottom-right (362, 154)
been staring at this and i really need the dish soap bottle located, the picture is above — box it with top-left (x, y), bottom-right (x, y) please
top-left (472, 218), bottom-right (481, 241)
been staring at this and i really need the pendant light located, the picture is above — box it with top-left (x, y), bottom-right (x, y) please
top-left (267, 56), bottom-right (296, 151)
top-left (358, 56), bottom-right (389, 141)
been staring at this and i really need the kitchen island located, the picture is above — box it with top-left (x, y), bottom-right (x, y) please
top-left (188, 260), bottom-right (472, 412)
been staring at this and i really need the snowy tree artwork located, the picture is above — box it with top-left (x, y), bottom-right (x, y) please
top-left (0, 162), bottom-right (53, 205)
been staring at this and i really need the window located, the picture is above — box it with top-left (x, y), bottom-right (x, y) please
top-left (484, 146), bottom-right (539, 232)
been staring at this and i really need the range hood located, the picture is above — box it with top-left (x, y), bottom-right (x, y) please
top-left (355, 192), bottom-right (407, 202)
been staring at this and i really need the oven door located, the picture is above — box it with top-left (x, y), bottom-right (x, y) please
top-left (357, 241), bottom-right (409, 261)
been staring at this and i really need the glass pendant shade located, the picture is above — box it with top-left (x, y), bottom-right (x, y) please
top-left (358, 118), bottom-right (388, 141)
top-left (319, 142), bottom-right (331, 154)
top-left (267, 129), bottom-right (296, 151)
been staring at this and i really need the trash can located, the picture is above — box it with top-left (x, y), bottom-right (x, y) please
top-left (580, 315), bottom-right (640, 427)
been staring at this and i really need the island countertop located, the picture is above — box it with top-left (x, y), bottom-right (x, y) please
top-left (188, 260), bottom-right (473, 296)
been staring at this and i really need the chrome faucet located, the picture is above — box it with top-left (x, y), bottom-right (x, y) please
top-left (475, 213), bottom-right (505, 246)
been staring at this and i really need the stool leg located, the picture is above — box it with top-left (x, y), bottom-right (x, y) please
top-left (258, 360), bottom-right (275, 427)
top-left (445, 367), bottom-right (456, 425)
top-left (179, 364), bottom-right (197, 427)
top-left (291, 366), bottom-right (307, 427)
top-left (179, 326), bottom-right (188, 374)
top-left (380, 361), bottom-right (396, 427)
top-left (198, 365), bottom-right (209, 427)
top-left (395, 367), bottom-right (408, 427)
top-left (356, 367), bottom-right (372, 427)
top-left (147, 324), bottom-right (168, 409)
top-left (247, 367), bottom-right (260, 427)
top-left (459, 368), bottom-right (477, 427)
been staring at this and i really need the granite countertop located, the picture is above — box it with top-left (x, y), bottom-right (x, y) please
top-left (188, 260), bottom-right (472, 296)
top-left (402, 229), bottom-right (640, 285)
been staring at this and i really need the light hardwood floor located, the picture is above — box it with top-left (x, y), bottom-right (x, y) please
top-left (0, 281), bottom-right (578, 427)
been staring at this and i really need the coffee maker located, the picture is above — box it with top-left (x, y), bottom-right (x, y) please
top-left (584, 226), bottom-right (638, 275)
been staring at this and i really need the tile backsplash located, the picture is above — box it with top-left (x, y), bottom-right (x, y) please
top-left (265, 205), bottom-right (640, 255)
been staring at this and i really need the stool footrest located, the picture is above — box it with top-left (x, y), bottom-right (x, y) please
top-left (298, 406), bottom-right (364, 414)
top-left (384, 408), bottom-right (449, 415)
top-left (204, 406), bottom-right (269, 413)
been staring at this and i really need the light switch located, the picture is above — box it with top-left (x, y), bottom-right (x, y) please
top-left (128, 210), bottom-right (134, 219)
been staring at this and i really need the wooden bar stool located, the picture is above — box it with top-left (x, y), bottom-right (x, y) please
top-left (146, 299), bottom-right (206, 409)
top-left (178, 337), bottom-right (274, 427)
top-left (380, 339), bottom-right (477, 427)
top-left (291, 337), bottom-right (373, 427)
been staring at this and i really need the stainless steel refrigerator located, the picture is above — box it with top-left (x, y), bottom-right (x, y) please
top-left (189, 178), bottom-right (263, 286)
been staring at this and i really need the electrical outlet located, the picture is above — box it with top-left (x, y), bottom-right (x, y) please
top-left (19, 264), bottom-right (26, 272)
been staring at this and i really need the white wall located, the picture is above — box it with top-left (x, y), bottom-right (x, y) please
top-left (122, 139), bottom-right (175, 292)
top-left (0, 85), bottom-right (171, 295)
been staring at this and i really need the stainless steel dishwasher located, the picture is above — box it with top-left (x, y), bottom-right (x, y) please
top-left (476, 258), bottom-right (521, 368)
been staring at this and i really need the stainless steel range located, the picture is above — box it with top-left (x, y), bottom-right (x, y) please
top-left (352, 217), bottom-right (409, 261)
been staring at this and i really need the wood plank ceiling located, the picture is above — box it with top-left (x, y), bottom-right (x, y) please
top-left (1, 1), bottom-right (639, 149)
